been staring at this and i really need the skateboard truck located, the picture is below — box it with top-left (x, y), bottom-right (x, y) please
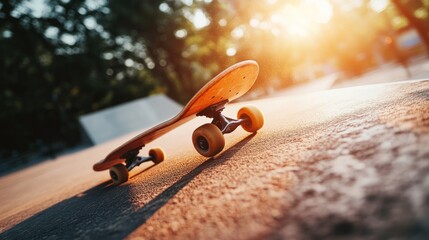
top-left (197, 100), bottom-right (248, 134)
top-left (123, 147), bottom-right (148, 171)
top-left (126, 156), bottom-right (153, 171)
top-left (108, 147), bottom-right (165, 185)
top-left (192, 100), bottom-right (263, 158)
top-left (121, 147), bottom-right (164, 172)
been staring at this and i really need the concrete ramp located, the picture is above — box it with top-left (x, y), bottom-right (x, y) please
top-left (79, 94), bottom-right (182, 145)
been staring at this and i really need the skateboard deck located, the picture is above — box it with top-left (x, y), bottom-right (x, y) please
top-left (93, 60), bottom-right (262, 183)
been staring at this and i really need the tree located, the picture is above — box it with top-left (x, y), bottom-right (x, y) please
top-left (0, 0), bottom-right (158, 158)
top-left (391, 0), bottom-right (429, 54)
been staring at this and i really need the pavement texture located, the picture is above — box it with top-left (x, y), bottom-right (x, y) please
top-left (0, 80), bottom-right (428, 239)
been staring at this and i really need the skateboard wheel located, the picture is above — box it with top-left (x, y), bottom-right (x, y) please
top-left (149, 147), bottom-right (165, 164)
top-left (238, 106), bottom-right (264, 132)
top-left (192, 123), bottom-right (225, 157)
top-left (109, 164), bottom-right (129, 185)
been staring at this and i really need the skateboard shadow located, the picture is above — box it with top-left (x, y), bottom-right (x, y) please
top-left (1, 133), bottom-right (256, 239)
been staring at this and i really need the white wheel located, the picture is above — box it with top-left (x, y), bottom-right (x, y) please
top-left (109, 164), bottom-right (129, 185)
top-left (192, 123), bottom-right (225, 157)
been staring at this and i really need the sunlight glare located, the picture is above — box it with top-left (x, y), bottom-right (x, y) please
top-left (332, 0), bottom-right (363, 11)
top-left (61, 33), bottom-right (77, 45)
top-left (175, 29), bottom-right (188, 38)
top-left (249, 18), bottom-right (261, 28)
top-left (181, 0), bottom-right (193, 7)
top-left (231, 27), bottom-right (245, 39)
top-left (369, 0), bottom-right (389, 13)
top-left (184, 9), bottom-right (210, 29)
top-left (159, 3), bottom-right (172, 13)
top-left (270, 0), bottom-right (333, 38)
top-left (226, 47), bottom-right (237, 56)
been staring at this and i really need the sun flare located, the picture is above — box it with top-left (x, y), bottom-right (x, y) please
top-left (269, 0), bottom-right (333, 38)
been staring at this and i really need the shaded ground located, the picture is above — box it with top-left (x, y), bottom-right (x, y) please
top-left (0, 80), bottom-right (428, 239)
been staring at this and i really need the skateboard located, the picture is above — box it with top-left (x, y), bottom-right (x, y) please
top-left (93, 60), bottom-right (264, 185)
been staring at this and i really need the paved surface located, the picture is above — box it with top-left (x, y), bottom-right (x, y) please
top-left (0, 80), bottom-right (428, 239)
top-left (271, 58), bottom-right (429, 98)
top-left (333, 59), bottom-right (429, 89)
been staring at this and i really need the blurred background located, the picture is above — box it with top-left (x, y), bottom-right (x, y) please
top-left (1, 0), bottom-right (428, 171)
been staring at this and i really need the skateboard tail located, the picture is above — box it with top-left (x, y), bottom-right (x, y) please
top-left (93, 116), bottom-right (194, 171)
top-left (93, 158), bottom-right (123, 171)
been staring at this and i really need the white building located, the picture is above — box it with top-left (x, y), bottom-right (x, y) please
top-left (79, 94), bottom-right (182, 145)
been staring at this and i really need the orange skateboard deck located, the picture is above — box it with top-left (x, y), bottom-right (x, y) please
top-left (93, 60), bottom-right (264, 184)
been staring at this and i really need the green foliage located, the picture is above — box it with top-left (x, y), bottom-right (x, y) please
top-left (0, 0), bottom-right (158, 157)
